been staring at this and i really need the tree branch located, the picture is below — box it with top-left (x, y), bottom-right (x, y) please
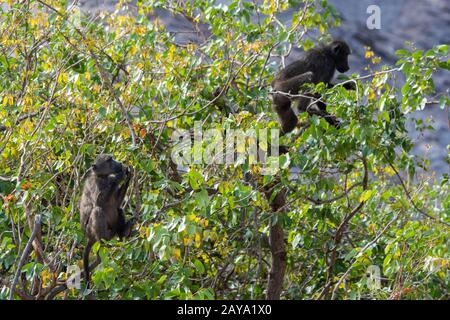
top-left (9, 215), bottom-right (41, 300)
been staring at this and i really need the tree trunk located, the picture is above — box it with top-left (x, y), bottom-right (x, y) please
top-left (265, 186), bottom-right (287, 300)
top-left (266, 223), bottom-right (286, 300)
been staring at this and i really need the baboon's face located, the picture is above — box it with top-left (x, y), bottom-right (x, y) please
top-left (331, 41), bottom-right (351, 73)
top-left (92, 154), bottom-right (124, 176)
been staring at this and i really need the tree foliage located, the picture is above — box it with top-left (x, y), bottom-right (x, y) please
top-left (0, 0), bottom-right (449, 300)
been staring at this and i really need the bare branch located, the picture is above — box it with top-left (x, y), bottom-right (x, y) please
top-left (9, 215), bottom-right (41, 300)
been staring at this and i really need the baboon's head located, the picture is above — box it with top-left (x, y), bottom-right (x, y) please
top-left (92, 154), bottom-right (124, 176)
top-left (330, 40), bottom-right (351, 73)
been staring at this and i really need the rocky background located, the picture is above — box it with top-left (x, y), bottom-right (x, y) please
top-left (79, 0), bottom-right (450, 177)
top-left (328, 0), bottom-right (450, 178)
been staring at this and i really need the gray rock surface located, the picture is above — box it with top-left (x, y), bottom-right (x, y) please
top-left (328, 0), bottom-right (450, 177)
top-left (79, 0), bottom-right (449, 176)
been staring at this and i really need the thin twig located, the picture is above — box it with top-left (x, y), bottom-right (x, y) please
top-left (9, 215), bottom-right (41, 300)
top-left (386, 157), bottom-right (449, 227)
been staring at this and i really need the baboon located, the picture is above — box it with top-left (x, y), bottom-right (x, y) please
top-left (271, 40), bottom-right (355, 134)
top-left (79, 154), bottom-right (134, 287)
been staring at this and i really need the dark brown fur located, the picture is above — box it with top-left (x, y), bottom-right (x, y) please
top-left (79, 154), bottom-right (133, 287)
top-left (271, 40), bottom-right (354, 134)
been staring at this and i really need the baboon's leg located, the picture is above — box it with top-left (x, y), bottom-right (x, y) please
top-left (271, 72), bottom-right (315, 148)
top-left (83, 207), bottom-right (108, 289)
top-left (117, 208), bottom-right (134, 239)
top-left (272, 72), bottom-right (314, 133)
top-left (277, 105), bottom-right (299, 134)
top-left (274, 72), bottom-right (314, 94)
top-left (89, 207), bottom-right (109, 240)
top-left (272, 93), bottom-right (291, 113)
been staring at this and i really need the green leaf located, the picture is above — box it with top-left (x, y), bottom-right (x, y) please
top-left (292, 233), bottom-right (302, 249)
top-left (196, 189), bottom-right (210, 209)
top-left (193, 259), bottom-right (205, 274)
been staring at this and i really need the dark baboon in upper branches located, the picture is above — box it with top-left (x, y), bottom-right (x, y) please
top-left (271, 40), bottom-right (355, 134)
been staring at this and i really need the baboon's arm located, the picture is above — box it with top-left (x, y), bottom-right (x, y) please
top-left (115, 168), bottom-right (131, 205)
top-left (306, 107), bottom-right (341, 128)
top-left (327, 81), bottom-right (356, 90)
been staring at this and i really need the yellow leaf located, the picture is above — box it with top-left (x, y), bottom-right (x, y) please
top-left (135, 26), bottom-right (146, 36)
top-left (22, 182), bottom-right (32, 190)
top-left (58, 72), bottom-right (68, 84)
top-left (139, 128), bottom-right (147, 138)
top-left (173, 248), bottom-right (181, 260)
top-left (3, 94), bottom-right (13, 106)
top-left (195, 233), bottom-right (201, 248)
top-left (201, 253), bottom-right (210, 263)
top-left (24, 96), bottom-right (32, 107)
top-left (41, 270), bottom-right (52, 286)
top-left (383, 166), bottom-right (396, 177)
top-left (359, 190), bottom-right (375, 203)
top-left (183, 236), bottom-right (193, 246)
top-left (365, 48), bottom-right (375, 59)
top-left (92, 84), bottom-right (101, 93)
top-left (129, 45), bottom-right (137, 56)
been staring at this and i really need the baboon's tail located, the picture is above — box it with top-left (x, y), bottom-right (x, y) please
top-left (83, 239), bottom-right (94, 288)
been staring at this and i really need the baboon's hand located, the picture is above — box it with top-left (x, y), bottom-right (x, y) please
top-left (111, 168), bottom-right (125, 182)
top-left (124, 165), bottom-right (133, 177)
top-left (343, 81), bottom-right (356, 90)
